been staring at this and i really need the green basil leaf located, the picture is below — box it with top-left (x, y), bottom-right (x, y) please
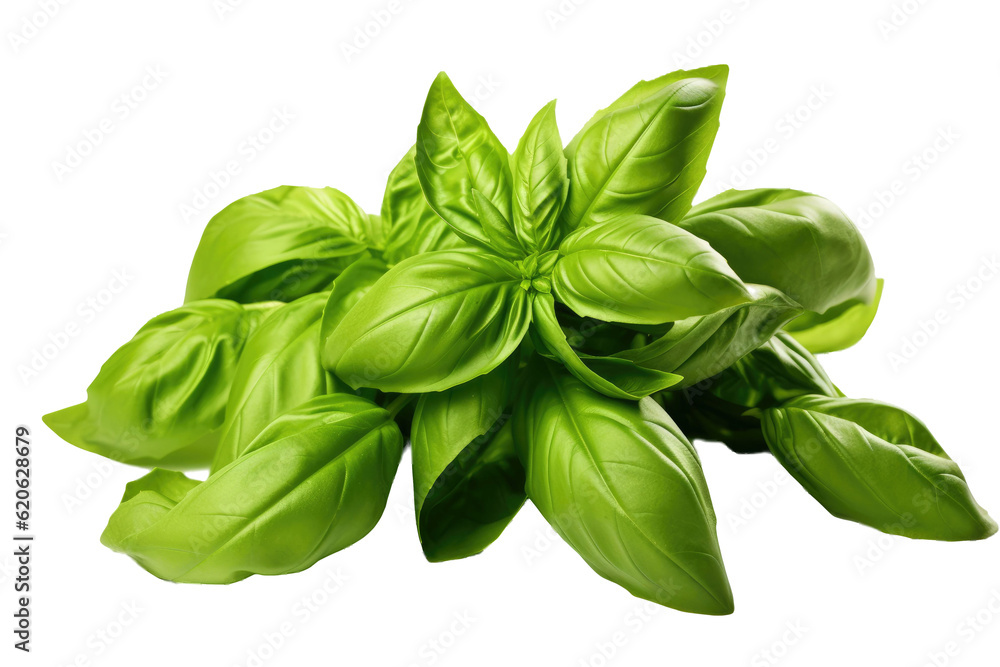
top-left (415, 72), bottom-right (513, 252)
top-left (532, 293), bottom-right (680, 399)
top-left (679, 189), bottom-right (877, 313)
top-left (381, 146), bottom-right (470, 264)
top-left (43, 300), bottom-right (279, 469)
top-left (565, 65), bottom-right (730, 157)
top-left (713, 332), bottom-right (840, 407)
top-left (511, 100), bottom-right (569, 252)
top-left (553, 214), bottom-right (750, 324)
top-left (186, 186), bottom-right (373, 303)
top-left (411, 363), bottom-right (526, 562)
top-left (665, 332), bottom-right (840, 454)
top-left (211, 294), bottom-right (345, 473)
top-left (762, 395), bottom-right (997, 541)
top-left (617, 285), bottom-right (802, 387)
top-left (325, 251), bottom-right (531, 393)
top-left (472, 189), bottom-right (524, 260)
top-left (101, 394), bottom-right (404, 583)
top-left (514, 363), bottom-right (734, 614)
top-left (319, 256), bottom-right (389, 369)
top-left (562, 72), bottom-right (727, 230)
top-left (785, 278), bottom-right (884, 354)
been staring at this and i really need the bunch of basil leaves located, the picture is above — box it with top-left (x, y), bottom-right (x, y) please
top-left (44, 65), bottom-right (995, 615)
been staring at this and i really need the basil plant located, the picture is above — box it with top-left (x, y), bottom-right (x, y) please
top-left (44, 65), bottom-right (994, 617)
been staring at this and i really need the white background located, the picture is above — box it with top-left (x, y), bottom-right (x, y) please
top-left (3, 0), bottom-right (999, 665)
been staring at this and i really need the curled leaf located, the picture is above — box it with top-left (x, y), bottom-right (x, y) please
top-left (102, 394), bottom-right (404, 583)
top-left (679, 189), bottom-right (876, 313)
top-left (186, 186), bottom-right (374, 303)
top-left (411, 363), bottom-right (526, 562)
top-left (44, 300), bottom-right (278, 469)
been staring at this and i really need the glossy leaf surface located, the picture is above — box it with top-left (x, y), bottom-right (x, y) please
top-left (565, 65), bottom-right (730, 156)
top-left (102, 394), bottom-right (404, 583)
top-left (511, 100), bottom-right (569, 252)
top-left (563, 71), bottom-right (727, 230)
top-left (415, 72), bottom-right (513, 251)
top-left (679, 189), bottom-right (876, 313)
top-left (762, 395), bottom-right (997, 541)
top-left (514, 364), bottom-right (734, 615)
top-left (326, 251), bottom-right (531, 393)
top-left (186, 186), bottom-right (373, 303)
top-left (553, 214), bottom-right (750, 324)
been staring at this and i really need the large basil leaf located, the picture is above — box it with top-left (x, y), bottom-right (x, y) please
top-left (514, 363), bottom-right (734, 615)
top-left (616, 285), bottom-right (802, 387)
top-left (562, 71), bottom-right (727, 230)
top-left (553, 214), bottom-right (750, 324)
top-left (186, 186), bottom-right (374, 303)
top-left (678, 189), bottom-right (876, 313)
top-left (762, 395), bottom-right (997, 541)
top-left (43, 300), bottom-right (278, 469)
top-left (319, 256), bottom-right (389, 369)
top-left (785, 278), bottom-right (884, 354)
top-left (211, 294), bottom-right (344, 473)
top-left (381, 146), bottom-right (469, 264)
top-left (411, 363), bottom-right (526, 562)
top-left (325, 251), bottom-right (531, 393)
top-left (531, 293), bottom-right (680, 399)
top-left (415, 72), bottom-right (514, 252)
top-left (510, 101), bottom-right (569, 252)
top-left (101, 394), bottom-right (404, 583)
top-left (565, 65), bottom-right (730, 157)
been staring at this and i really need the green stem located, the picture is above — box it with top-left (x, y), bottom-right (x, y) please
top-left (385, 394), bottom-right (417, 419)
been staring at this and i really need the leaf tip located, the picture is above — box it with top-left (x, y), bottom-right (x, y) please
top-left (42, 403), bottom-right (86, 440)
top-left (431, 71), bottom-right (455, 92)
